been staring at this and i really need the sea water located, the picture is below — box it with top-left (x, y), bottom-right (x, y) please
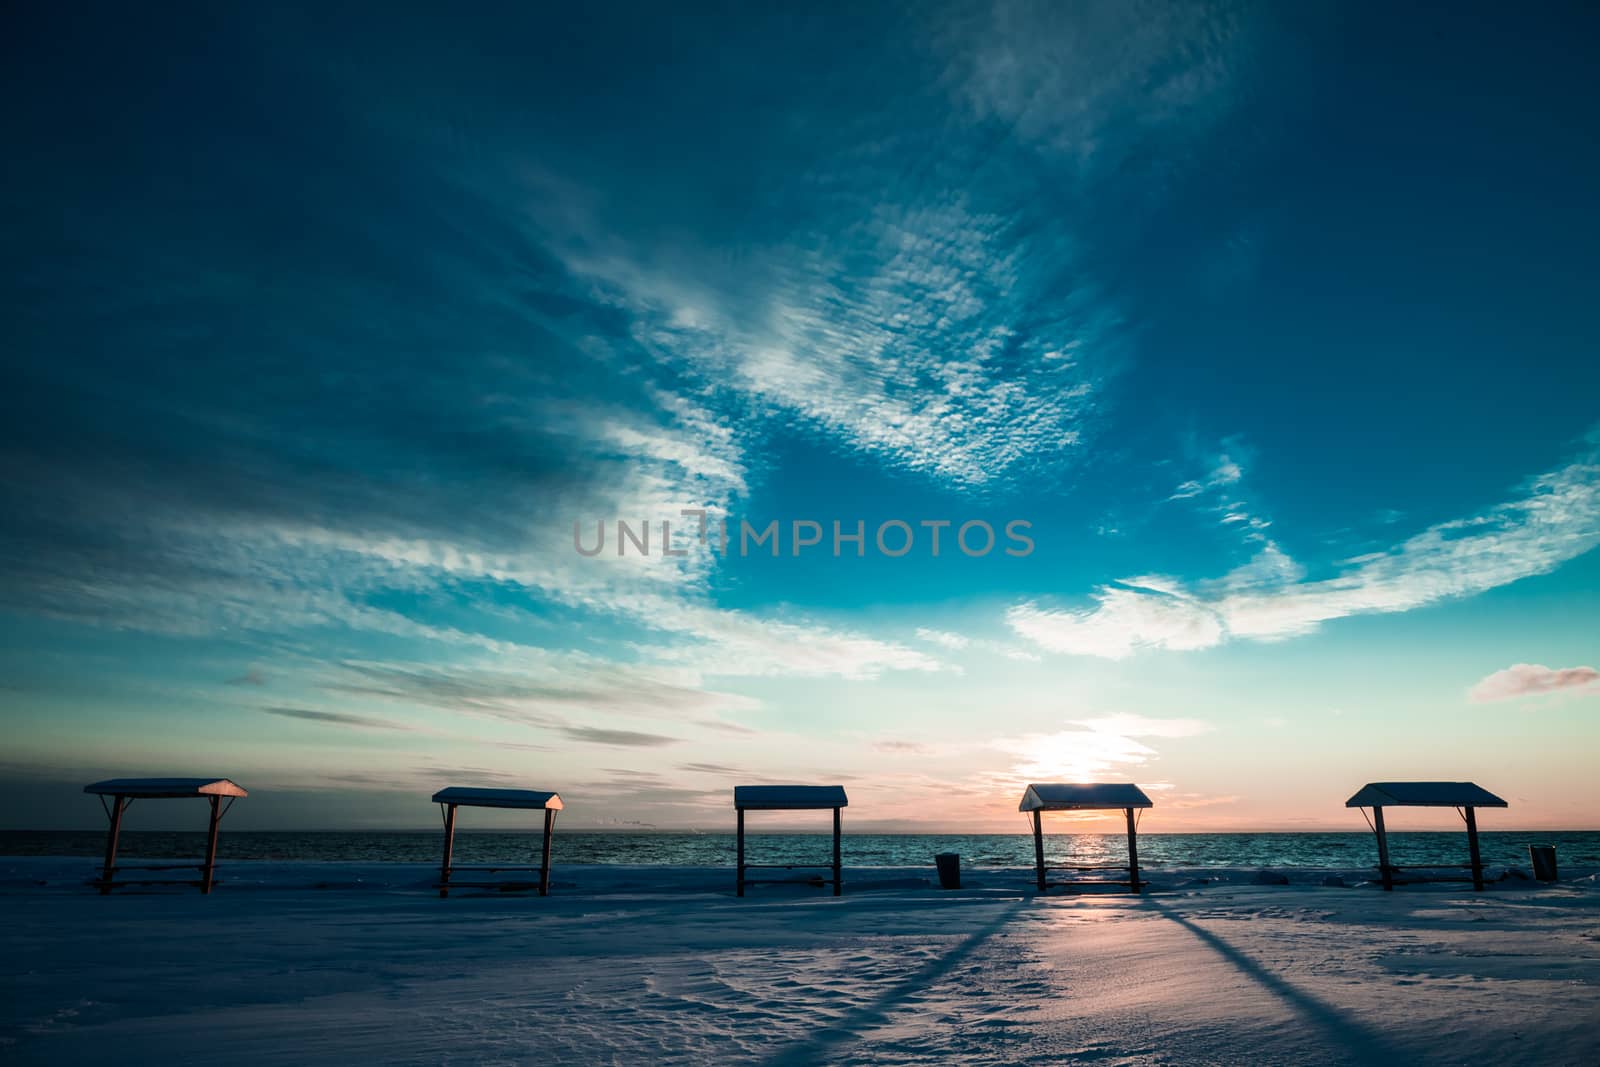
top-left (4, 830), bottom-right (1597, 871)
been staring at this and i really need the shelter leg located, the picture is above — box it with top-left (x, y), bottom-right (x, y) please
top-left (201, 795), bottom-right (222, 895)
top-left (100, 795), bottom-right (125, 895)
top-left (1125, 806), bottom-right (1141, 894)
top-left (736, 808), bottom-right (745, 897)
top-left (540, 808), bottom-right (554, 897)
top-left (1465, 806), bottom-right (1483, 891)
top-left (832, 806), bottom-right (842, 897)
top-left (1033, 810), bottom-right (1046, 892)
top-left (439, 803), bottom-right (457, 899)
top-left (1373, 806), bottom-right (1393, 891)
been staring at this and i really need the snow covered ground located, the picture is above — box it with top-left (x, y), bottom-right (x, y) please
top-left (2, 857), bottom-right (1597, 1065)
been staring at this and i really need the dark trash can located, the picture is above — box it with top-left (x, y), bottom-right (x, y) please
top-left (1529, 845), bottom-right (1558, 882)
top-left (935, 852), bottom-right (961, 889)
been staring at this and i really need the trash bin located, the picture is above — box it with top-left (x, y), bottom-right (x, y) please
top-left (935, 852), bottom-right (961, 889)
top-left (1529, 845), bottom-right (1558, 882)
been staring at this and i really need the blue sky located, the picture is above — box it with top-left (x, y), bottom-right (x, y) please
top-left (3, 1), bottom-right (1598, 830)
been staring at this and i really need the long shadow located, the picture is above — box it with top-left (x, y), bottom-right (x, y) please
top-left (761, 899), bottom-right (1026, 1065)
top-left (1144, 898), bottom-right (1409, 1064)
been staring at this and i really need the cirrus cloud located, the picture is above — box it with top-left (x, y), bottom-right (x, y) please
top-left (1012, 439), bottom-right (1600, 658)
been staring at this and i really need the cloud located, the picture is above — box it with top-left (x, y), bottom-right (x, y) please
top-left (0, 4), bottom-right (1231, 811)
top-left (558, 726), bottom-right (681, 748)
top-left (1073, 714), bottom-right (1212, 738)
top-left (1168, 448), bottom-right (1273, 545)
top-left (987, 718), bottom-right (1202, 814)
top-left (563, 768), bottom-right (726, 818)
top-left (548, 193), bottom-right (1113, 487)
top-left (1218, 542), bottom-right (1304, 591)
top-left (325, 660), bottom-right (759, 724)
top-left (1012, 441), bottom-right (1600, 657)
top-left (228, 668), bottom-right (268, 687)
top-left (0, 22), bottom-right (783, 715)
top-left (1168, 455), bottom-right (1244, 500)
top-left (1009, 582), bottom-right (1223, 659)
top-left (1165, 793), bottom-right (1242, 810)
top-left (644, 602), bottom-right (940, 680)
top-left (259, 706), bottom-right (413, 731)
top-left (993, 728), bottom-right (1156, 783)
top-left (468, 9), bottom-right (1216, 490)
top-left (916, 628), bottom-right (970, 650)
top-left (1468, 664), bottom-right (1600, 704)
top-left (936, 0), bottom-right (1250, 172)
top-left (678, 762), bottom-right (741, 775)
top-left (1220, 444), bottom-right (1600, 639)
top-left (696, 719), bottom-right (757, 735)
top-left (912, 626), bottom-right (1046, 664)
top-left (873, 740), bottom-right (932, 754)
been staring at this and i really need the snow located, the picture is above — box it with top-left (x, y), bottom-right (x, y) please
top-left (1344, 782), bottom-right (1508, 808)
top-left (2, 857), bottom-right (1597, 1064)
top-left (733, 785), bottom-right (848, 810)
top-left (1019, 783), bottom-right (1154, 811)
top-left (82, 778), bottom-right (248, 798)
top-left (429, 787), bottom-right (563, 810)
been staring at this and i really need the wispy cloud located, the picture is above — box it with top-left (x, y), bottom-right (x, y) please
top-left (260, 706), bottom-right (413, 731)
top-left (1012, 441), bottom-right (1600, 657)
top-left (913, 626), bottom-right (1041, 663)
top-left (1165, 793), bottom-right (1242, 810)
top-left (678, 762), bottom-right (741, 775)
top-left (1073, 714), bottom-right (1213, 738)
top-left (872, 739), bottom-right (933, 754)
top-left (558, 726), bottom-right (681, 748)
top-left (915, 628), bottom-right (970, 650)
top-left (1468, 663), bottom-right (1600, 704)
top-left (1169, 448), bottom-right (1273, 544)
top-left (325, 660), bottom-right (759, 724)
top-left (1009, 581), bottom-right (1223, 659)
top-left (984, 716), bottom-right (1207, 818)
top-left (549, 195), bottom-right (1112, 487)
top-left (936, 0), bottom-right (1250, 171)
top-left (644, 603), bottom-right (940, 680)
top-left (1168, 454), bottom-right (1243, 500)
top-left (993, 728), bottom-right (1156, 783)
top-left (696, 719), bottom-right (757, 735)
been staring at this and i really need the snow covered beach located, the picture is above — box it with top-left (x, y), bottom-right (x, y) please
top-left (3, 857), bottom-right (1598, 1065)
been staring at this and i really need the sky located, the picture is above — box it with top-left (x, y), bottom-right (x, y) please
top-left (3, 1), bottom-right (1598, 832)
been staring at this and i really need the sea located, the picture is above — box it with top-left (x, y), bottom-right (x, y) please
top-left (4, 830), bottom-right (1597, 871)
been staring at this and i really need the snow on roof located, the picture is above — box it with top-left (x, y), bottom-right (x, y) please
top-left (431, 787), bottom-right (564, 810)
top-left (733, 785), bottom-right (849, 810)
top-left (1344, 782), bottom-right (1507, 808)
top-left (1019, 783), bottom-right (1153, 812)
top-left (83, 778), bottom-right (248, 798)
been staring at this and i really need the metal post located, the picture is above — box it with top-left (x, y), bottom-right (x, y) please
top-left (1373, 806), bottom-right (1393, 891)
top-left (1465, 806), bottom-right (1484, 891)
top-left (100, 795), bottom-right (125, 895)
top-left (540, 807), bottom-right (555, 897)
top-left (201, 795), bottom-right (222, 895)
top-left (1033, 810), bottom-right (1046, 892)
top-left (736, 807), bottom-right (745, 897)
top-left (1125, 806), bottom-right (1141, 894)
top-left (832, 806), bottom-right (842, 897)
top-left (439, 803), bottom-right (457, 899)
